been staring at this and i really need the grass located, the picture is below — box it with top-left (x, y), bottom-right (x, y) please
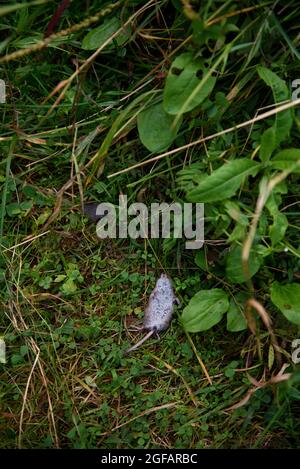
top-left (1, 0), bottom-right (300, 449)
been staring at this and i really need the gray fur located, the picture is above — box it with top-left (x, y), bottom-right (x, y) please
top-left (124, 274), bottom-right (178, 355)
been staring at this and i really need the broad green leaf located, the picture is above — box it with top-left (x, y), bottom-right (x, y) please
top-left (181, 288), bottom-right (229, 332)
top-left (270, 149), bottom-right (300, 173)
top-left (257, 66), bottom-right (292, 161)
top-left (226, 292), bottom-right (248, 332)
top-left (6, 203), bottom-right (21, 217)
top-left (163, 52), bottom-right (216, 115)
top-left (265, 192), bottom-right (288, 246)
top-left (225, 245), bottom-right (262, 284)
top-left (187, 159), bottom-right (260, 203)
top-left (260, 127), bottom-right (276, 162)
top-left (137, 102), bottom-right (182, 153)
top-left (269, 211), bottom-right (288, 246)
top-left (271, 281), bottom-right (300, 325)
top-left (82, 17), bottom-right (129, 50)
top-left (20, 200), bottom-right (33, 211)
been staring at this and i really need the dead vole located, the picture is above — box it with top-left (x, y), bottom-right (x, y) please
top-left (124, 274), bottom-right (179, 354)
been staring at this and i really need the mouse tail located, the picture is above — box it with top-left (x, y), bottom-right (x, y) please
top-left (123, 330), bottom-right (154, 355)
